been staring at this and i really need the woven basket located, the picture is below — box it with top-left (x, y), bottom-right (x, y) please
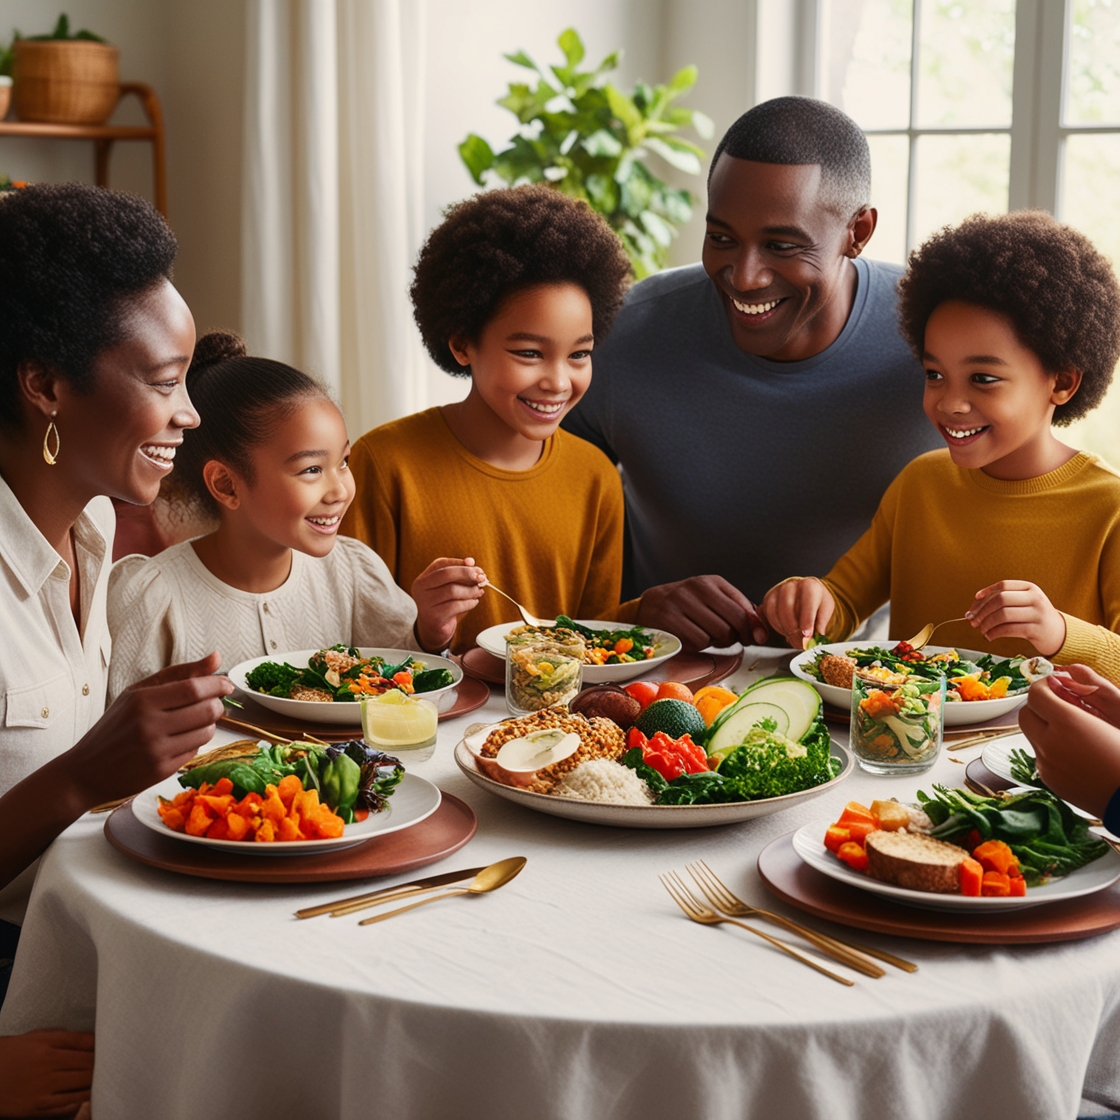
top-left (12, 39), bottom-right (120, 125)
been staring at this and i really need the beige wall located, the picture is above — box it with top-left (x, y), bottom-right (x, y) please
top-left (0, 0), bottom-right (245, 340)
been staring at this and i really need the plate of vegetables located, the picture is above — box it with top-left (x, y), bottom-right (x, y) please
top-left (228, 646), bottom-right (462, 725)
top-left (474, 617), bottom-right (682, 683)
top-left (134, 739), bottom-right (441, 854)
top-left (454, 676), bottom-right (852, 829)
top-left (795, 783), bottom-right (1119, 912)
top-left (789, 641), bottom-right (1042, 726)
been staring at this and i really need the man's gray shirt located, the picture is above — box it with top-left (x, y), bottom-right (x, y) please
top-left (563, 258), bottom-right (941, 603)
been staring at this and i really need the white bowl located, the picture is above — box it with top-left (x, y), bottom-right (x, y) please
top-left (474, 619), bottom-right (682, 684)
top-left (228, 648), bottom-right (462, 726)
top-left (789, 640), bottom-right (1028, 727)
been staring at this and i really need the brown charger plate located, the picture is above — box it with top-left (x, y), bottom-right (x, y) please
top-left (104, 792), bottom-right (477, 884)
top-left (458, 647), bottom-right (742, 691)
top-left (757, 830), bottom-right (1120, 944)
top-left (220, 677), bottom-right (491, 743)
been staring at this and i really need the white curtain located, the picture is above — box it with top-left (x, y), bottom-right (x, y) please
top-left (242, 0), bottom-right (429, 434)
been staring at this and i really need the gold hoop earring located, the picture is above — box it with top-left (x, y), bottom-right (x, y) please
top-left (43, 416), bottom-right (60, 466)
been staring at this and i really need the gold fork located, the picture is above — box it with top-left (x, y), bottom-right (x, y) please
top-left (687, 860), bottom-right (917, 974)
top-left (659, 872), bottom-right (854, 986)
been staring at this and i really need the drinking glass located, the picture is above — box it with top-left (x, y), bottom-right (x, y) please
top-left (505, 635), bottom-right (584, 717)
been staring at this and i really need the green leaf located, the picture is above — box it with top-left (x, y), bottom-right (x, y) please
top-left (595, 51), bottom-right (621, 75)
top-left (643, 136), bottom-right (702, 175)
top-left (558, 28), bottom-right (585, 70)
top-left (585, 173), bottom-right (619, 213)
top-left (605, 84), bottom-right (643, 141)
top-left (503, 49), bottom-right (538, 69)
top-left (582, 128), bottom-right (623, 158)
top-left (640, 209), bottom-right (675, 247)
top-left (690, 109), bottom-right (715, 139)
top-left (666, 64), bottom-right (698, 96)
top-left (458, 134), bottom-right (494, 185)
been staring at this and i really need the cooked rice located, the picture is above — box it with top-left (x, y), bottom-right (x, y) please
top-left (552, 759), bottom-right (654, 806)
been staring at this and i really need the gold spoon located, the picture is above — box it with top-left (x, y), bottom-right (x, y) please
top-left (482, 581), bottom-right (555, 628)
top-left (902, 616), bottom-right (971, 650)
top-left (358, 856), bottom-right (527, 925)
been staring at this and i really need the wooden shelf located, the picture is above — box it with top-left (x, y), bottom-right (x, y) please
top-left (0, 82), bottom-right (166, 215)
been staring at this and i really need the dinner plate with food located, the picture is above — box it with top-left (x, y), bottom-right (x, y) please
top-left (132, 738), bottom-right (441, 855)
top-left (454, 675), bottom-right (852, 828)
top-left (793, 785), bottom-right (1120, 912)
top-left (474, 617), bottom-right (682, 683)
top-left (227, 645), bottom-right (463, 725)
top-left (789, 640), bottom-right (1049, 726)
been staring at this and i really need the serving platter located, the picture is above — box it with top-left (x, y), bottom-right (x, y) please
top-left (131, 773), bottom-right (442, 856)
top-left (227, 648), bottom-right (463, 725)
top-left (453, 730), bottom-right (851, 830)
top-left (759, 829), bottom-right (1120, 944)
top-left (789, 641), bottom-right (1029, 727)
top-left (105, 790), bottom-right (477, 884)
top-left (474, 620), bottom-right (682, 683)
top-left (790, 816), bottom-right (1120, 912)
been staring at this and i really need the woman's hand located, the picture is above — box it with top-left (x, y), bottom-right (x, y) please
top-left (1019, 669), bottom-right (1120, 820)
top-left (64, 651), bottom-right (233, 810)
top-left (411, 557), bottom-right (486, 652)
top-left (967, 580), bottom-right (1066, 655)
top-left (0, 1030), bottom-right (93, 1118)
top-left (759, 578), bottom-right (835, 650)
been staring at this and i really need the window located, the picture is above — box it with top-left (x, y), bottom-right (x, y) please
top-left (814, 0), bottom-right (1120, 458)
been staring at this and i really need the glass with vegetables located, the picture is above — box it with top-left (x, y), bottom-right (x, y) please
top-left (505, 633), bottom-right (585, 716)
top-left (850, 674), bottom-right (946, 774)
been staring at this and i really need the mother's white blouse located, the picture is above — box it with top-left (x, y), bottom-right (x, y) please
top-left (0, 475), bottom-right (114, 922)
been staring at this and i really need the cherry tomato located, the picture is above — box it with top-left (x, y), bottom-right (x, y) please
top-left (623, 681), bottom-right (659, 711)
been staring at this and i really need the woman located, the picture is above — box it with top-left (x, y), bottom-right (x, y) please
top-left (0, 184), bottom-right (232, 1116)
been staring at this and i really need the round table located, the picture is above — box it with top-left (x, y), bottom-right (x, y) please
top-left (3, 655), bottom-right (1119, 1120)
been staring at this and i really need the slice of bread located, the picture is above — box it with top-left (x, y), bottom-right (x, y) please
top-left (864, 829), bottom-right (969, 893)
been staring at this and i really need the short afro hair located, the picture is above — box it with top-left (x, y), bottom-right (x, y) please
top-left (898, 210), bottom-right (1120, 426)
top-left (0, 182), bottom-right (177, 430)
top-left (411, 185), bottom-right (632, 376)
top-left (709, 96), bottom-right (871, 220)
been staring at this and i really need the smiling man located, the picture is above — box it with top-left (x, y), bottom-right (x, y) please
top-left (564, 96), bottom-right (941, 649)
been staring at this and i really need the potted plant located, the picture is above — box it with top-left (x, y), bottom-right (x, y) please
top-left (459, 28), bottom-right (712, 278)
top-left (11, 14), bottom-right (119, 126)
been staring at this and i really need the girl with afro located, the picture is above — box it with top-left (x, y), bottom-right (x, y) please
top-left (341, 185), bottom-right (632, 653)
top-left (761, 210), bottom-right (1120, 684)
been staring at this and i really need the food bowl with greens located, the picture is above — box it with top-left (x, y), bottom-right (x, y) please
top-left (227, 646), bottom-right (462, 725)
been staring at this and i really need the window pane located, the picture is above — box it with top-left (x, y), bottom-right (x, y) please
top-left (911, 132), bottom-right (1010, 246)
top-left (915, 0), bottom-right (1015, 129)
top-left (1059, 132), bottom-right (1120, 460)
top-left (1066, 0), bottom-right (1120, 126)
top-left (819, 0), bottom-right (913, 130)
top-left (865, 134), bottom-right (910, 265)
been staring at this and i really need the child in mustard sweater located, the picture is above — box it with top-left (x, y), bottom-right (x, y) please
top-left (341, 186), bottom-right (632, 653)
top-left (762, 211), bottom-right (1120, 684)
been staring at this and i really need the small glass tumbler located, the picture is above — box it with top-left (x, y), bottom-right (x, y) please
top-left (505, 635), bottom-right (584, 717)
top-left (361, 693), bottom-right (439, 763)
top-left (849, 674), bottom-right (946, 775)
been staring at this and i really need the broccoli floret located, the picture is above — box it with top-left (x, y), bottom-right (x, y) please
top-left (244, 660), bottom-right (301, 697)
top-left (716, 717), bottom-right (836, 800)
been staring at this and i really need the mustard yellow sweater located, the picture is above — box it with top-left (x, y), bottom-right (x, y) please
top-left (341, 408), bottom-right (624, 653)
top-left (818, 449), bottom-right (1120, 683)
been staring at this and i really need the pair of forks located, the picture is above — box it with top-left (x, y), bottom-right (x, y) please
top-left (660, 861), bottom-right (918, 986)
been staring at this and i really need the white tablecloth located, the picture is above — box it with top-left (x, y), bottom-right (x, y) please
top-left (3, 656), bottom-right (1120, 1120)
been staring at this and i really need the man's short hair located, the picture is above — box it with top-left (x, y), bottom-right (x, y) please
top-left (709, 96), bottom-right (871, 220)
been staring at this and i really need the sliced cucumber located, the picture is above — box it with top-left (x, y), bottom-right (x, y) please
top-left (706, 677), bottom-right (822, 755)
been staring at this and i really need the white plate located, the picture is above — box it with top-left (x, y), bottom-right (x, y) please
top-left (474, 620), bottom-right (682, 684)
top-left (981, 733), bottom-right (1038, 786)
top-left (792, 815), bottom-right (1120, 911)
top-left (228, 648), bottom-right (462, 725)
top-left (132, 772), bottom-right (442, 856)
top-left (789, 641), bottom-right (1028, 727)
top-left (453, 727), bottom-right (851, 829)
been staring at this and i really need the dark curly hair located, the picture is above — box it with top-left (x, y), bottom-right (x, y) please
top-left (0, 183), bottom-right (178, 430)
top-left (410, 185), bottom-right (632, 376)
top-left (709, 96), bottom-right (871, 220)
top-left (898, 210), bottom-right (1120, 425)
top-left (161, 330), bottom-right (330, 520)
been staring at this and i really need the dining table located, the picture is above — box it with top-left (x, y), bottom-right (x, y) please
top-left (2, 648), bottom-right (1119, 1120)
